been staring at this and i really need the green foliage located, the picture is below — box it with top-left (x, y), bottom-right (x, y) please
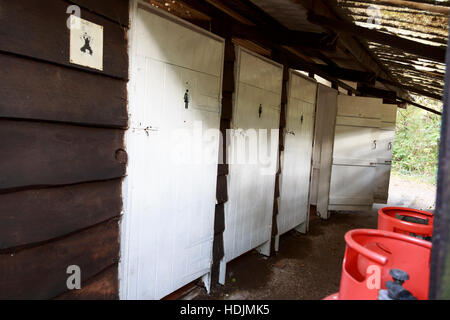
top-left (392, 96), bottom-right (442, 184)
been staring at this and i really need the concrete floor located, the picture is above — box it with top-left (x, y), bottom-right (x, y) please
top-left (188, 174), bottom-right (436, 300)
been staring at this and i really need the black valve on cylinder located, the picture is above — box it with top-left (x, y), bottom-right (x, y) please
top-left (378, 269), bottom-right (417, 300)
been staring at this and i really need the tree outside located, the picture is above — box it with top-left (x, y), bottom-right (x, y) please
top-left (392, 95), bottom-right (443, 186)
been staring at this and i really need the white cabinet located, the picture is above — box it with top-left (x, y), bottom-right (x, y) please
top-left (220, 47), bottom-right (283, 284)
top-left (276, 71), bottom-right (317, 243)
top-left (121, 3), bottom-right (224, 299)
top-left (310, 85), bottom-right (338, 219)
top-left (328, 96), bottom-right (382, 212)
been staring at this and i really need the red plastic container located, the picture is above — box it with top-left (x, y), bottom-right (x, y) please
top-left (378, 207), bottom-right (434, 239)
top-left (325, 229), bottom-right (431, 300)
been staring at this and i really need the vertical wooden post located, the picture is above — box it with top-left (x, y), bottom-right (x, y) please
top-left (210, 16), bottom-right (235, 286)
top-left (270, 50), bottom-right (289, 254)
top-left (430, 19), bottom-right (450, 300)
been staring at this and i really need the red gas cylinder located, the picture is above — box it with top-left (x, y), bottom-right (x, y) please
top-left (325, 229), bottom-right (431, 300)
top-left (378, 207), bottom-right (433, 239)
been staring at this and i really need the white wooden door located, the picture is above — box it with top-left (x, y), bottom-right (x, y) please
top-left (220, 47), bottom-right (282, 284)
top-left (374, 105), bottom-right (397, 203)
top-left (374, 161), bottom-right (393, 203)
top-left (277, 71), bottom-right (316, 237)
top-left (328, 96), bottom-right (382, 212)
top-left (313, 85), bottom-right (338, 219)
top-left (121, 3), bottom-right (224, 299)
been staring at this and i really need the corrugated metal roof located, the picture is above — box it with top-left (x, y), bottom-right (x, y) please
top-left (335, 0), bottom-right (448, 98)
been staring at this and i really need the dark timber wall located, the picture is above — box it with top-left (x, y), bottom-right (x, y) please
top-left (270, 54), bottom-right (289, 253)
top-left (211, 17), bottom-right (235, 285)
top-left (0, 0), bottom-right (129, 299)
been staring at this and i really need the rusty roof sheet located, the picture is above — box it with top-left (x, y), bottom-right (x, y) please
top-left (249, 0), bottom-right (447, 100)
top-left (335, 0), bottom-right (448, 98)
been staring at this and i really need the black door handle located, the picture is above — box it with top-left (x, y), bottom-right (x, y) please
top-left (184, 89), bottom-right (190, 109)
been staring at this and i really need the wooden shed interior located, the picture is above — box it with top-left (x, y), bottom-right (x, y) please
top-left (0, 0), bottom-right (448, 300)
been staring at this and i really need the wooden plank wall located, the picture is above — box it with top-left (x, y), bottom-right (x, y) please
top-left (0, 0), bottom-right (129, 299)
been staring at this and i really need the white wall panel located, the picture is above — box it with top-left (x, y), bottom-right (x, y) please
top-left (277, 71), bottom-right (316, 239)
top-left (220, 47), bottom-right (282, 284)
top-left (121, 2), bottom-right (224, 299)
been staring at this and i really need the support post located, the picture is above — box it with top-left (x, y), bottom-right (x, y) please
top-left (211, 16), bottom-right (235, 287)
top-left (430, 19), bottom-right (450, 299)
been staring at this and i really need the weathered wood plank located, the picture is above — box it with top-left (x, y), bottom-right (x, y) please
top-left (221, 92), bottom-right (233, 121)
top-left (0, 54), bottom-right (128, 127)
top-left (0, 180), bottom-right (122, 250)
top-left (218, 119), bottom-right (231, 176)
top-left (55, 264), bottom-right (118, 300)
top-left (70, 0), bottom-right (129, 26)
top-left (0, 220), bottom-right (119, 300)
top-left (214, 203), bottom-right (225, 235)
top-left (216, 175), bottom-right (228, 204)
top-left (0, 120), bottom-right (126, 191)
top-left (0, 0), bottom-right (128, 79)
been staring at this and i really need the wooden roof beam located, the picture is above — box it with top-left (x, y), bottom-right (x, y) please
top-left (357, 84), bottom-right (397, 99)
top-left (312, 64), bottom-right (376, 84)
top-left (230, 23), bottom-right (337, 51)
top-left (307, 12), bottom-right (447, 63)
top-left (376, 77), bottom-right (443, 101)
top-left (277, 49), bottom-right (360, 94)
top-left (357, 84), bottom-right (442, 115)
top-left (397, 97), bottom-right (442, 116)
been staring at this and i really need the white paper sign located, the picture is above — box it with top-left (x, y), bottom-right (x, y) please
top-left (69, 15), bottom-right (104, 71)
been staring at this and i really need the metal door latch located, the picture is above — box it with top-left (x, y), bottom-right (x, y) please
top-left (258, 104), bottom-right (262, 118)
top-left (286, 130), bottom-right (295, 136)
top-left (300, 113), bottom-right (304, 124)
top-left (372, 140), bottom-right (377, 149)
top-left (184, 89), bottom-right (190, 109)
top-left (388, 142), bottom-right (393, 150)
